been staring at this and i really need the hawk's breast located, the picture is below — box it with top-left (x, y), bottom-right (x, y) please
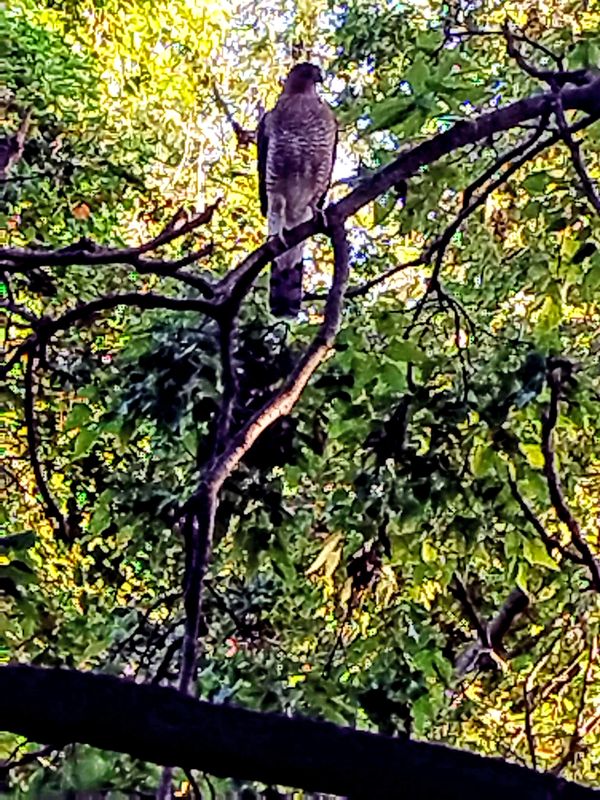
top-left (266, 96), bottom-right (336, 196)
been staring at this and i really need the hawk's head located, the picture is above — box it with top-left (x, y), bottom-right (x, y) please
top-left (284, 63), bottom-right (324, 94)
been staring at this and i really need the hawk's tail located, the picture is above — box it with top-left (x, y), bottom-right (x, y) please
top-left (270, 244), bottom-right (304, 317)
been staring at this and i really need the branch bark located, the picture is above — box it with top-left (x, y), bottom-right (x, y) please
top-left (1, 666), bottom-right (598, 800)
top-left (542, 368), bottom-right (600, 591)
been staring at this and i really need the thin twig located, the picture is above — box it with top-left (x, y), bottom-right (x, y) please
top-left (204, 219), bottom-right (350, 493)
top-left (151, 636), bottom-right (184, 685)
top-left (184, 768), bottom-right (203, 799)
top-left (1, 742), bottom-right (59, 770)
top-left (522, 682), bottom-right (537, 771)
top-left (507, 471), bottom-right (582, 564)
top-left (450, 575), bottom-right (489, 645)
top-left (552, 636), bottom-right (598, 774)
top-left (503, 22), bottom-right (591, 87)
top-left (0, 201), bottom-right (220, 288)
top-left (1, 292), bottom-right (219, 381)
top-left (542, 368), bottom-right (600, 590)
top-left (213, 85), bottom-right (256, 147)
top-left (23, 345), bottom-right (69, 540)
top-left (554, 98), bottom-right (600, 216)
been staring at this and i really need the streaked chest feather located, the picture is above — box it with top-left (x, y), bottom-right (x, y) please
top-left (266, 97), bottom-right (335, 181)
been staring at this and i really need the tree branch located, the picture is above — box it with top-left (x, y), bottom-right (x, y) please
top-left (554, 98), bottom-right (600, 216)
top-left (0, 202), bottom-right (219, 294)
top-left (204, 219), bottom-right (350, 493)
top-left (552, 636), bottom-right (598, 775)
top-left (507, 470), bottom-right (583, 565)
top-left (541, 368), bottom-right (600, 591)
top-left (1, 292), bottom-right (219, 381)
top-left (0, 666), bottom-right (598, 800)
top-left (23, 345), bottom-right (69, 541)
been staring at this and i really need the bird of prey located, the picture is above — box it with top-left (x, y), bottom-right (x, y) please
top-left (257, 63), bottom-right (337, 317)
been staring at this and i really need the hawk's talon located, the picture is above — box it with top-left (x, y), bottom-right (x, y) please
top-left (267, 232), bottom-right (290, 249)
top-left (313, 206), bottom-right (328, 231)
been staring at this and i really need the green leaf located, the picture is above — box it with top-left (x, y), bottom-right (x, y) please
top-left (89, 490), bottom-right (114, 535)
top-left (421, 540), bottom-right (438, 563)
top-left (471, 445), bottom-right (495, 477)
top-left (369, 96), bottom-right (417, 132)
top-left (412, 694), bottom-right (433, 734)
top-left (73, 427), bottom-right (98, 457)
top-left (0, 531), bottom-right (36, 551)
top-left (523, 538), bottom-right (559, 569)
top-left (406, 58), bottom-right (430, 92)
top-left (65, 403), bottom-right (92, 430)
top-left (388, 341), bottom-right (426, 363)
top-left (522, 172), bottom-right (551, 195)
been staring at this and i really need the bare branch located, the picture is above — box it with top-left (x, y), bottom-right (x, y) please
top-left (503, 23), bottom-right (592, 88)
top-left (0, 201), bottom-right (220, 293)
top-left (450, 575), bottom-right (489, 645)
top-left (507, 470), bottom-right (582, 564)
top-left (213, 85), bottom-right (256, 147)
top-left (523, 681), bottom-right (537, 771)
top-left (1, 742), bottom-right (59, 770)
top-left (0, 108), bottom-right (32, 180)
top-left (542, 368), bottom-right (600, 590)
top-left (554, 99), bottom-right (600, 216)
top-left (205, 219), bottom-right (350, 493)
top-left (213, 314), bottom-right (240, 454)
top-left (1, 292), bottom-right (219, 381)
top-left (178, 497), bottom-right (216, 697)
top-left (552, 636), bottom-right (598, 775)
top-left (23, 346), bottom-right (69, 541)
top-left (2, 665), bottom-right (598, 800)
top-left (1, 299), bottom-right (40, 325)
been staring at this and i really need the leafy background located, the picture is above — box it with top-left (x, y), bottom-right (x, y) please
top-left (2, 0), bottom-right (600, 795)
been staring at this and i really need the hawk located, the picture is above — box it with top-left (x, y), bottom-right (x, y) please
top-left (258, 63), bottom-right (337, 317)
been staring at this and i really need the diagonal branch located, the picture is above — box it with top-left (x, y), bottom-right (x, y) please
top-left (213, 314), bottom-right (240, 456)
top-left (507, 470), bottom-right (583, 565)
top-left (0, 201), bottom-right (220, 293)
top-left (23, 345), bottom-right (69, 541)
top-left (554, 98), bottom-right (600, 216)
top-left (206, 219), bottom-right (350, 492)
top-left (541, 369), bottom-right (600, 590)
top-left (502, 23), bottom-right (592, 88)
top-left (173, 221), bottom-right (350, 703)
top-left (552, 636), bottom-right (598, 775)
top-left (1, 665), bottom-right (598, 800)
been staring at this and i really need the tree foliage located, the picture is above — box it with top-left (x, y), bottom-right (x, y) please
top-left (2, 0), bottom-right (600, 797)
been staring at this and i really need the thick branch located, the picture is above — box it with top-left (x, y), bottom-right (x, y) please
top-left (4, 80), bottom-right (600, 311)
top-left (488, 588), bottom-right (529, 649)
top-left (1, 666), bottom-right (597, 800)
top-left (178, 491), bottom-right (217, 696)
top-left (213, 314), bottom-right (240, 454)
top-left (205, 219), bottom-right (350, 493)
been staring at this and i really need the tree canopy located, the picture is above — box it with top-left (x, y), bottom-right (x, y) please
top-left (2, 0), bottom-right (600, 797)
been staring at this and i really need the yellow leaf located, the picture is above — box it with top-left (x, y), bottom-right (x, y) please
top-left (306, 532), bottom-right (343, 576)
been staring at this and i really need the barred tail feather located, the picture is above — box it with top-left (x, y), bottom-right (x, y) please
top-left (270, 244), bottom-right (304, 317)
